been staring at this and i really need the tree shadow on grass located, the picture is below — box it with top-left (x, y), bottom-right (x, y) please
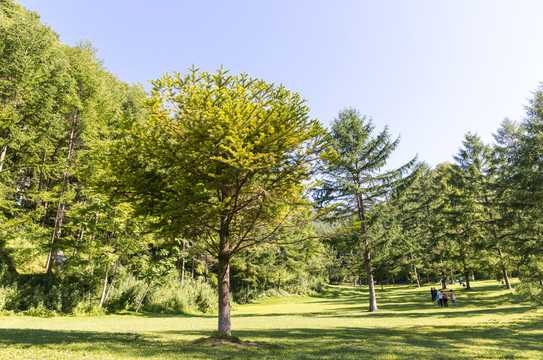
top-left (312, 283), bottom-right (529, 310)
top-left (322, 305), bottom-right (536, 319)
top-left (231, 304), bottom-right (536, 320)
top-left (1, 318), bottom-right (540, 360)
top-left (114, 312), bottom-right (215, 319)
top-left (230, 284), bottom-right (534, 320)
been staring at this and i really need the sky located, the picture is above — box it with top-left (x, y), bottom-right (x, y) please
top-left (15, 0), bottom-right (543, 169)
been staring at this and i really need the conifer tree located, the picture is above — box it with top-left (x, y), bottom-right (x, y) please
top-left (315, 108), bottom-right (417, 311)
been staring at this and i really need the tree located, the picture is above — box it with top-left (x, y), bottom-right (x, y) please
top-left (489, 119), bottom-right (523, 288)
top-left (106, 67), bottom-right (326, 335)
top-left (315, 108), bottom-right (417, 311)
top-left (0, 0), bottom-right (71, 273)
top-left (445, 135), bottom-right (491, 290)
top-left (455, 133), bottom-right (512, 289)
top-left (501, 86), bottom-right (543, 302)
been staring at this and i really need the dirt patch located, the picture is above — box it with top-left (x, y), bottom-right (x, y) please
top-left (193, 336), bottom-right (267, 348)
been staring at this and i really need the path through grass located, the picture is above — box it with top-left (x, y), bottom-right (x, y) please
top-left (0, 280), bottom-right (541, 359)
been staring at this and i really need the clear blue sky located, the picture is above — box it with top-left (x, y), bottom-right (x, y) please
top-left (16, 0), bottom-right (543, 168)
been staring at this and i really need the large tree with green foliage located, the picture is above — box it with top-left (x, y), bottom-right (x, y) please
top-left (501, 86), bottom-right (543, 301)
top-left (315, 108), bottom-right (417, 311)
top-left (106, 67), bottom-right (326, 335)
top-left (445, 134), bottom-right (492, 290)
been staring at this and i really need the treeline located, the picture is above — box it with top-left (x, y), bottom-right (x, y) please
top-left (324, 106), bottom-right (543, 304)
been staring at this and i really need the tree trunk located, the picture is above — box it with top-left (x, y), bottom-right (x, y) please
top-left (136, 282), bottom-right (152, 312)
top-left (414, 266), bottom-right (421, 287)
top-left (357, 193), bottom-right (378, 311)
top-left (485, 195), bottom-right (512, 290)
top-left (217, 222), bottom-right (232, 336)
top-left (40, 202), bottom-right (49, 227)
top-left (217, 252), bottom-right (231, 336)
top-left (364, 247), bottom-right (378, 311)
top-left (181, 239), bottom-right (186, 286)
top-left (441, 277), bottom-right (447, 289)
top-left (0, 144), bottom-right (8, 173)
top-left (497, 248), bottom-right (512, 290)
top-left (88, 212), bottom-right (99, 261)
top-left (464, 267), bottom-right (472, 290)
top-left (72, 226), bottom-right (84, 256)
top-left (103, 256), bottom-right (122, 306)
top-left (45, 110), bottom-right (79, 273)
top-left (38, 150), bottom-right (47, 191)
top-left (440, 263), bottom-right (448, 289)
top-left (245, 255), bottom-right (250, 304)
top-left (409, 254), bottom-right (421, 287)
top-left (245, 281), bottom-right (250, 304)
top-left (191, 255), bottom-right (195, 279)
top-left (204, 256), bottom-right (209, 284)
top-left (45, 202), bottom-right (65, 273)
top-left (99, 262), bottom-right (110, 308)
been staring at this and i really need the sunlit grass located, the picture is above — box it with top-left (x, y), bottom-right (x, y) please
top-left (0, 279), bottom-right (541, 359)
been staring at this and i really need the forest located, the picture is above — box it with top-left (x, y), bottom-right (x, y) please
top-left (1, 0), bottom-right (542, 337)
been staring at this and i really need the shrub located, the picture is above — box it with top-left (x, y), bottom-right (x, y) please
top-left (144, 272), bottom-right (217, 314)
top-left (71, 294), bottom-right (106, 316)
top-left (0, 285), bottom-right (17, 311)
top-left (104, 279), bottom-right (147, 312)
top-left (0, 266), bottom-right (102, 315)
top-left (23, 303), bottom-right (53, 317)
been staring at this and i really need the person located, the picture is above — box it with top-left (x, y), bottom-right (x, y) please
top-left (459, 278), bottom-right (463, 285)
top-left (431, 287), bottom-right (436, 302)
top-left (449, 290), bottom-right (457, 307)
top-left (436, 290), bottom-right (442, 307)
top-left (442, 290), bottom-right (448, 307)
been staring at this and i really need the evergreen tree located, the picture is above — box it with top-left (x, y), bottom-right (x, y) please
top-left (504, 87), bottom-right (543, 300)
top-left (315, 108), bottom-right (417, 311)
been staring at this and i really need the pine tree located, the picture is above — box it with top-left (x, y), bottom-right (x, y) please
top-left (315, 108), bottom-right (417, 311)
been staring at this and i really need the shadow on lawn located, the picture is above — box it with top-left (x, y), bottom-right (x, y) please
top-left (231, 304), bottom-right (535, 321)
top-left (228, 282), bottom-right (534, 321)
top-left (0, 283), bottom-right (537, 359)
top-left (0, 319), bottom-right (541, 360)
top-left (314, 283), bottom-right (529, 308)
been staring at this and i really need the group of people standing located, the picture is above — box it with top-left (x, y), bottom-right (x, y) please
top-left (430, 288), bottom-right (457, 307)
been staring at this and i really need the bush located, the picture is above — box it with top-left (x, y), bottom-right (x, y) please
top-left (0, 266), bottom-right (102, 315)
top-left (0, 285), bottom-right (17, 311)
top-left (71, 294), bottom-right (105, 316)
top-left (104, 279), bottom-right (147, 312)
top-left (143, 272), bottom-right (217, 314)
top-left (23, 303), bottom-right (53, 317)
top-left (0, 266), bottom-right (221, 316)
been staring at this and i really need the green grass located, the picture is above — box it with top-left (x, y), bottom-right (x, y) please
top-left (0, 279), bottom-right (541, 359)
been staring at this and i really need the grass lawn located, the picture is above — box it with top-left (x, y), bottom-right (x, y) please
top-left (0, 279), bottom-right (541, 359)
